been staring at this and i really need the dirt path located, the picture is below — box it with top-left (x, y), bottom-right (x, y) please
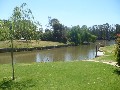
top-left (82, 60), bottom-right (119, 67)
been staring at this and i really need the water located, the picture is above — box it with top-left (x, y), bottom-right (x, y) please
top-left (0, 40), bottom-right (115, 64)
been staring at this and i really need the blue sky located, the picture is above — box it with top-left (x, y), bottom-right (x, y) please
top-left (0, 0), bottom-right (120, 29)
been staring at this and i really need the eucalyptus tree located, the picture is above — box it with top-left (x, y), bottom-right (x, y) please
top-left (48, 17), bottom-right (67, 43)
top-left (104, 23), bottom-right (110, 40)
top-left (115, 24), bottom-right (120, 34)
top-left (90, 23), bottom-right (116, 40)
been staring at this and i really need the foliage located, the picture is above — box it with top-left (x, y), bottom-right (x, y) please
top-left (89, 23), bottom-right (116, 40)
top-left (0, 20), bottom-right (10, 40)
top-left (48, 17), bottom-right (67, 43)
top-left (68, 25), bottom-right (81, 45)
top-left (9, 3), bottom-right (41, 41)
top-left (41, 29), bottom-right (53, 41)
top-left (115, 24), bottom-right (120, 34)
top-left (90, 34), bottom-right (97, 43)
top-left (68, 25), bottom-right (97, 45)
top-left (115, 37), bottom-right (120, 66)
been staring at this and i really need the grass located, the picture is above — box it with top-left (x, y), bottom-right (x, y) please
top-left (0, 40), bottom-right (64, 48)
top-left (94, 45), bottom-right (116, 62)
top-left (0, 61), bottom-right (120, 90)
top-left (0, 43), bottom-right (119, 89)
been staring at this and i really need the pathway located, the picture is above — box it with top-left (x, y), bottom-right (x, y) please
top-left (82, 60), bottom-right (120, 67)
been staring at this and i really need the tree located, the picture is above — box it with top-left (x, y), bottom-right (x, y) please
top-left (8, 3), bottom-right (41, 80)
top-left (48, 17), bottom-right (67, 43)
top-left (81, 25), bottom-right (89, 43)
top-left (0, 20), bottom-right (10, 40)
top-left (90, 35), bottom-right (97, 43)
top-left (9, 22), bottom-right (15, 80)
top-left (115, 35), bottom-right (120, 66)
top-left (115, 24), bottom-right (120, 35)
top-left (68, 25), bottom-right (81, 45)
top-left (10, 3), bottom-right (40, 41)
top-left (80, 25), bottom-right (97, 43)
top-left (89, 23), bottom-right (116, 40)
top-left (68, 25), bottom-right (97, 45)
top-left (41, 29), bottom-right (53, 41)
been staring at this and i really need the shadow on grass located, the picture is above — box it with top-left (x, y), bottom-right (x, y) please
top-left (0, 78), bottom-right (36, 90)
top-left (114, 69), bottom-right (120, 75)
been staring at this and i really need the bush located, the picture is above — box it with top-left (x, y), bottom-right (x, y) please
top-left (115, 37), bottom-right (120, 66)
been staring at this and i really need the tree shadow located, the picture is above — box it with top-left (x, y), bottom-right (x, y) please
top-left (0, 79), bottom-right (13, 90)
top-left (0, 78), bottom-right (36, 90)
top-left (114, 69), bottom-right (120, 75)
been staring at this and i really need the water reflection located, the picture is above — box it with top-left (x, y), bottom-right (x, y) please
top-left (36, 53), bottom-right (53, 62)
top-left (64, 53), bottom-right (72, 61)
top-left (0, 40), bottom-right (115, 64)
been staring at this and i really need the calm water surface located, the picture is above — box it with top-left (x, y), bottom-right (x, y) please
top-left (0, 40), bottom-right (115, 64)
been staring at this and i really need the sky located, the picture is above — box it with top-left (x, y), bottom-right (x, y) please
top-left (0, 0), bottom-right (120, 29)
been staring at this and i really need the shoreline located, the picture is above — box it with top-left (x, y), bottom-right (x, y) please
top-left (0, 44), bottom-right (74, 53)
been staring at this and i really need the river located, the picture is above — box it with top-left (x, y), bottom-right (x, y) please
top-left (0, 40), bottom-right (115, 64)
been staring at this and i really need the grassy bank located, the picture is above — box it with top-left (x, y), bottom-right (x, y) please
top-left (0, 61), bottom-right (120, 90)
top-left (0, 40), bottom-right (64, 48)
top-left (94, 45), bottom-right (116, 62)
top-left (0, 44), bottom-right (119, 90)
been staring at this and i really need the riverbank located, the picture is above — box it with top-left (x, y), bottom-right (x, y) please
top-left (1, 44), bottom-right (120, 89)
top-left (0, 61), bottom-right (120, 90)
top-left (0, 40), bottom-right (65, 48)
top-left (0, 40), bottom-right (73, 53)
top-left (93, 44), bottom-right (116, 62)
top-left (88, 44), bottom-right (119, 67)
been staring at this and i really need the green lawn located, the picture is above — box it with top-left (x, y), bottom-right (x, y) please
top-left (94, 45), bottom-right (116, 62)
top-left (0, 61), bottom-right (120, 90)
top-left (0, 40), bottom-right (64, 48)
top-left (0, 44), bottom-right (119, 90)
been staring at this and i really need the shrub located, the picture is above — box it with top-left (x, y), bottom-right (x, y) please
top-left (115, 37), bottom-right (120, 66)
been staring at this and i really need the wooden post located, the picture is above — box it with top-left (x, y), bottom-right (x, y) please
top-left (95, 45), bottom-right (97, 57)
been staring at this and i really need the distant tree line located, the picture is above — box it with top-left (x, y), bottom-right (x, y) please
top-left (0, 3), bottom-right (120, 45)
top-left (89, 23), bottom-right (120, 40)
top-left (34, 17), bottom-right (120, 45)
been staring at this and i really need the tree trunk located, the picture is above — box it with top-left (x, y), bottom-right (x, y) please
top-left (11, 38), bottom-right (15, 80)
